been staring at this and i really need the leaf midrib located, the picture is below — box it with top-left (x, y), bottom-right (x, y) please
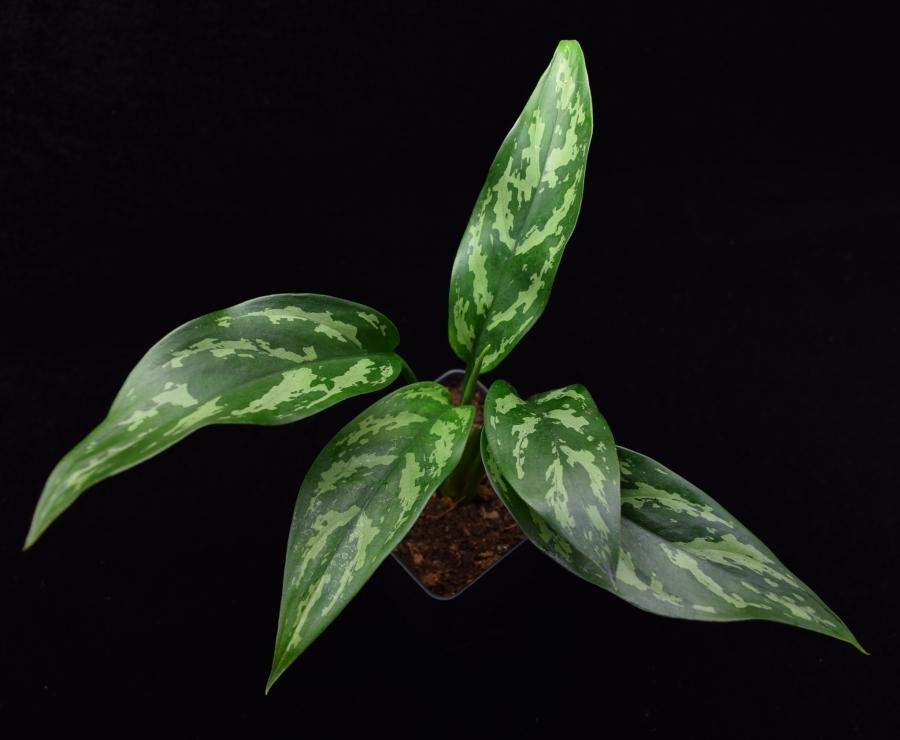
top-left (470, 65), bottom-right (573, 358)
top-left (281, 402), bottom-right (467, 646)
top-left (114, 351), bottom-right (399, 414)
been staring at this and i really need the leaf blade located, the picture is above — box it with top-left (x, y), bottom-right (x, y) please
top-left (483, 438), bottom-right (863, 651)
top-left (448, 39), bottom-right (593, 372)
top-left (27, 293), bottom-right (402, 547)
top-left (483, 379), bottom-right (620, 580)
top-left (268, 382), bottom-right (473, 689)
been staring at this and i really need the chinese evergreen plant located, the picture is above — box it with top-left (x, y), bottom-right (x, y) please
top-left (26, 40), bottom-right (864, 692)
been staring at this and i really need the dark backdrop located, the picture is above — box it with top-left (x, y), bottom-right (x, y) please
top-left (2, 1), bottom-right (897, 736)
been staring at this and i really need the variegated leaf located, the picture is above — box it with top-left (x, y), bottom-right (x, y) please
top-left (268, 383), bottom-right (473, 690)
top-left (483, 379), bottom-right (619, 579)
top-left (482, 437), bottom-right (864, 651)
top-left (448, 39), bottom-right (593, 373)
top-left (27, 294), bottom-right (402, 547)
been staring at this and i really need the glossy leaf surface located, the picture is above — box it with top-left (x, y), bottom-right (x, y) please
top-left (483, 438), bottom-right (863, 650)
top-left (27, 294), bottom-right (401, 547)
top-left (483, 379), bottom-right (619, 579)
top-left (268, 383), bottom-right (473, 689)
top-left (448, 40), bottom-right (593, 372)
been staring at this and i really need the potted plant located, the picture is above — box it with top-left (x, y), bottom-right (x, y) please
top-left (25, 39), bottom-right (864, 694)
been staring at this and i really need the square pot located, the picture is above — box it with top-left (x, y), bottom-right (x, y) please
top-left (390, 368), bottom-right (527, 600)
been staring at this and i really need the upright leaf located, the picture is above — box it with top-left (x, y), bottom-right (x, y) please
top-left (27, 294), bottom-right (402, 547)
top-left (268, 383), bottom-right (473, 690)
top-left (448, 39), bottom-right (593, 372)
top-left (483, 379), bottom-right (619, 580)
top-left (483, 439), bottom-right (864, 651)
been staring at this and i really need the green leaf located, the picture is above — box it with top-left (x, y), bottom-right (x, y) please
top-left (483, 379), bottom-right (619, 579)
top-left (27, 293), bottom-right (402, 548)
top-left (448, 40), bottom-right (593, 373)
top-left (268, 383), bottom-right (473, 690)
top-left (483, 438), bottom-right (864, 651)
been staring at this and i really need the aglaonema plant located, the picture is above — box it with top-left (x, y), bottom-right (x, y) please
top-left (26, 40), bottom-right (864, 692)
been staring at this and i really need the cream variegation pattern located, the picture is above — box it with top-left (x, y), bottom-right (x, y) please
top-left (482, 436), bottom-right (864, 651)
top-left (448, 40), bottom-right (593, 372)
top-left (27, 294), bottom-right (402, 547)
top-left (268, 383), bottom-right (473, 689)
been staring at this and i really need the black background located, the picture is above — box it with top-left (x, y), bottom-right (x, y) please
top-left (2, 1), bottom-right (897, 736)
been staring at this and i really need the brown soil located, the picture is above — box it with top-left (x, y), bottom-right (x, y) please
top-left (392, 378), bottom-right (526, 597)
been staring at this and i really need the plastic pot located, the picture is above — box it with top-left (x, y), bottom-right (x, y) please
top-left (390, 368), bottom-right (527, 600)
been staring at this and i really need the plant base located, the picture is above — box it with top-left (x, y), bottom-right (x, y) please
top-left (391, 369), bottom-right (526, 599)
top-left (392, 475), bottom-right (526, 599)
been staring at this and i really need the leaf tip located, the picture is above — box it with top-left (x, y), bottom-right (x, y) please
top-left (824, 618), bottom-right (867, 655)
top-left (555, 39), bottom-right (585, 58)
top-left (265, 651), bottom-right (291, 695)
top-left (23, 516), bottom-right (46, 551)
top-left (826, 613), bottom-right (867, 655)
top-left (846, 633), bottom-right (869, 656)
top-left (264, 670), bottom-right (279, 696)
top-left (26, 478), bottom-right (64, 550)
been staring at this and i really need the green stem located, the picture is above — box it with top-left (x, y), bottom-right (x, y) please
top-left (460, 345), bottom-right (489, 406)
top-left (442, 345), bottom-right (491, 501)
top-left (397, 356), bottom-right (418, 385)
top-left (441, 424), bottom-right (484, 503)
